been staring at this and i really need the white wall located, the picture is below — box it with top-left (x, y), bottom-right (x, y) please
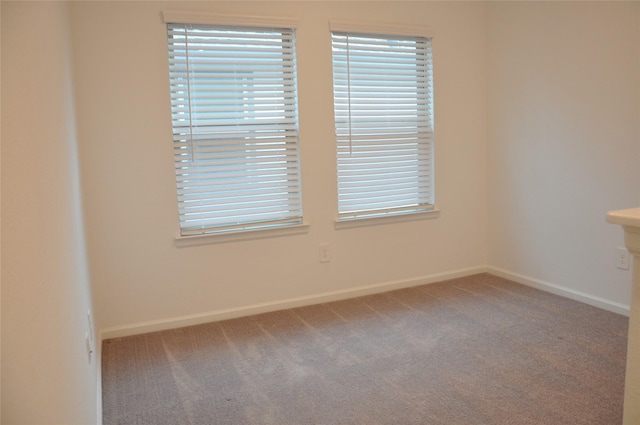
top-left (1, 2), bottom-right (98, 424)
top-left (70, 1), bottom-right (488, 334)
top-left (487, 1), bottom-right (640, 309)
top-left (0, 1), bottom-right (638, 422)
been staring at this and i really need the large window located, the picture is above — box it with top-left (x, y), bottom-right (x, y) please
top-left (331, 22), bottom-right (434, 221)
top-left (165, 15), bottom-right (303, 236)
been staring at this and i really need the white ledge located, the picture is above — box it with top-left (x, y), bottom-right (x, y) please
top-left (175, 222), bottom-right (310, 247)
top-left (335, 209), bottom-right (440, 230)
top-left (163, 10), bottom-right (299, 28)
top-left (607, 208), bottom-right (640, 228)
top-left (329, 19), bottom-right (434, 38)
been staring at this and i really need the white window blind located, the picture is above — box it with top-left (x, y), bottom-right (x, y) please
top-left (166, 22), bottom-right (303, 236)
top-left (331, 29), bottom-right (434, 221)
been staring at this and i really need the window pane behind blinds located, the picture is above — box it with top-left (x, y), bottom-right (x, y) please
top-left (332, 32), bottom-right (434, 220)
top-left (167, 24), bottom-right (303, 235)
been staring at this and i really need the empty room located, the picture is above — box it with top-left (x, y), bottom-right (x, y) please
top-left (2, 1), bottom-right (639, 424)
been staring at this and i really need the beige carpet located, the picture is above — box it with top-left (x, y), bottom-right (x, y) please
top-left (102, 274), bottom-right (628, 424)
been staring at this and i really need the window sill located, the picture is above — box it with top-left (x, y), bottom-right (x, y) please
top-left (334, 209), bottom-right (440, 230)
top-left (175, 221), bottom-right (311, 247)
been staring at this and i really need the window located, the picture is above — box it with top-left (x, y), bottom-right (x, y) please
top-left (331, 22), bottom-right (434, 222)
top-left (165, 13), bottom-right (303, 237)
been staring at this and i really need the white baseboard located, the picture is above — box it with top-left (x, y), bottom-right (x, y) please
top-left (487, 266), bottom-right (630, 316)
top-left (96, 346), bottom-right (102, 425)
top-left (99, 265), bottom-right (630, 341)
top-left (100, 266), bottom-right (487, 341)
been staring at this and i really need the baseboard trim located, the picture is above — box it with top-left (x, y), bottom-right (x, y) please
top-left (96, 344), bottom-right (103, 425)
top-left (487, 267), bottom-right (630, 316)
top-left (100, 265), bottom-right (630, 341)
top-left (100, 266), bottom-right (487, 341)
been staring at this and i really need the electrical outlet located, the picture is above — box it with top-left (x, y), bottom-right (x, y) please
top-left (319, 243), bottom-right (331, 263)
top-left (87, 310), bottom-right (94, 342)
top-left (616, 247), bottom-right (630, 270)
top-left (86, 310), bottom-right (95, 364)
top-left (85, 333), bottom-right (93, 363)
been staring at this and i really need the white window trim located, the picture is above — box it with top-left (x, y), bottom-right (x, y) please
top-left (165, 10), bottom-right (305, 244)
top-left (329, 20), bottom-right (434, 38)
top-left (330, 20), bottom-right (437, 226)
top-left (175, 221), bottom-right (310, 247)
top-left (162, 10), bottom-right (299, 28)
top-left (334, 209), bottom-right (440, 230)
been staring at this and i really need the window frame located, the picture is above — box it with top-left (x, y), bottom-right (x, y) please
top-left (330, 20), bottom-right (438, 227)
top-left (163, 11), bottom-right (308, 243)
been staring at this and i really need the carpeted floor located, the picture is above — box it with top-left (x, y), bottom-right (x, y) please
top-left (102, 273), bottom-right (628, 425)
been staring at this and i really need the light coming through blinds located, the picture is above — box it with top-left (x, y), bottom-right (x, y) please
top-left (331, 31), bottom-right (434, 220)
top-left (167, 23), bottom-right (303, 236)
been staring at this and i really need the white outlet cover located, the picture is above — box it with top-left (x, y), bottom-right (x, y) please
top-left (85, 333), bottom-right (93, 363)
top-left (87, 310), bottom-right (94, 342)
top-left (616, 247), bottom-right (630, 270)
